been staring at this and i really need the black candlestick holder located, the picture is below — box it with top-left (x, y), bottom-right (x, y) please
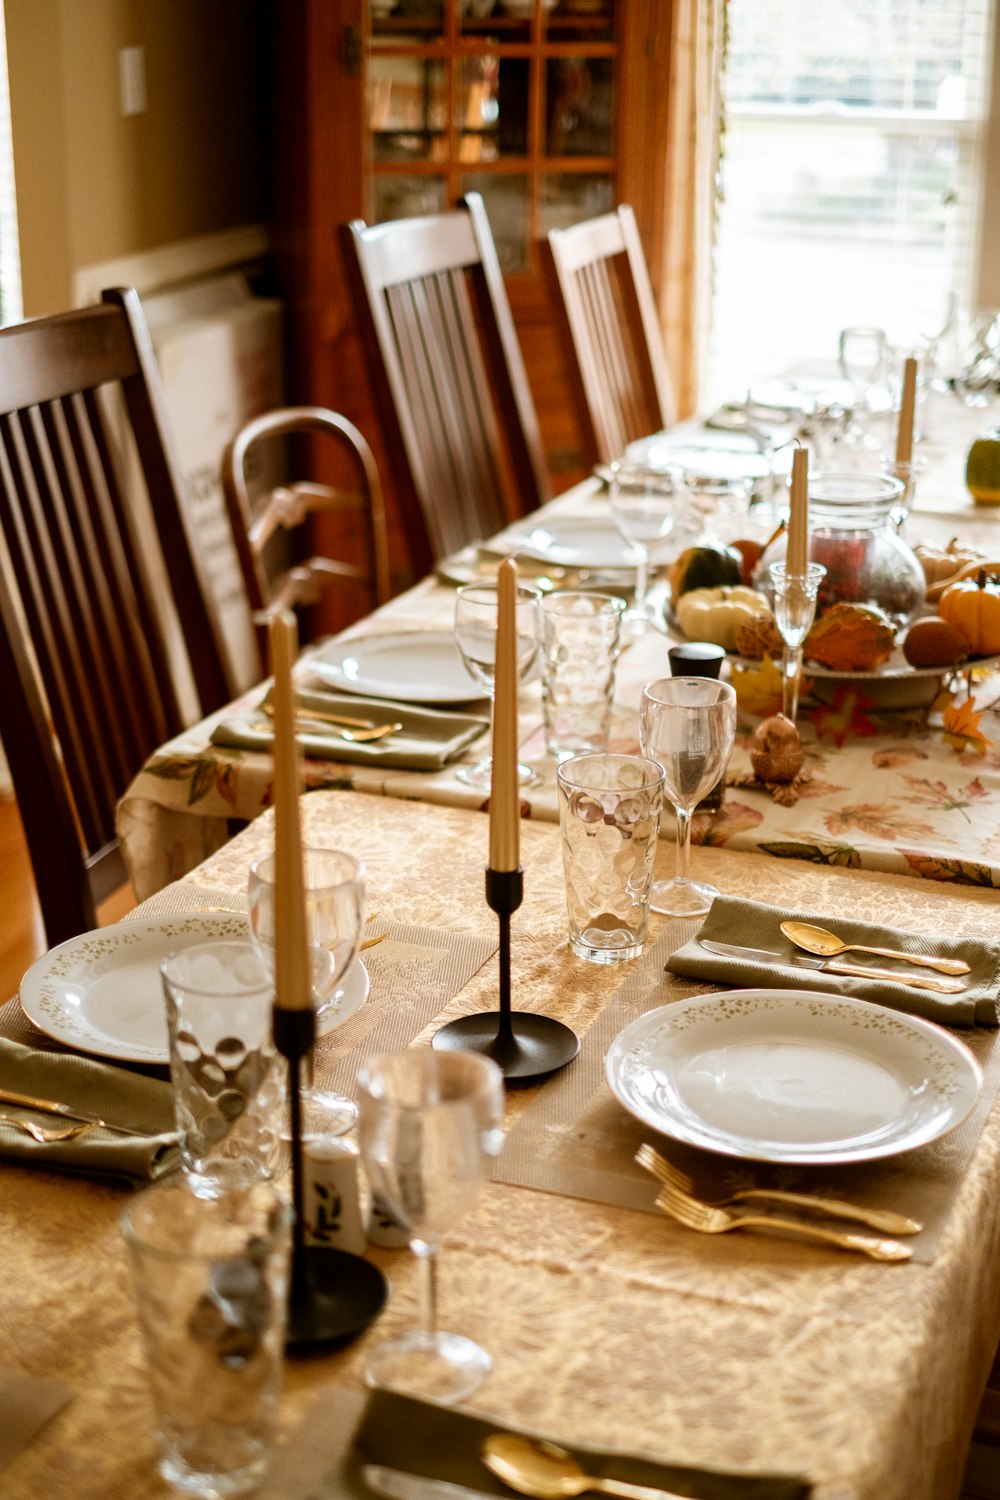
top-left (432, 866), bottom-right (579, 1085)
top-left (271, 1006), bottom-right (387, 1350)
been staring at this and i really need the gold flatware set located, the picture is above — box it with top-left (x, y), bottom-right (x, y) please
top-left (260, 699), bottom-right (401, 742)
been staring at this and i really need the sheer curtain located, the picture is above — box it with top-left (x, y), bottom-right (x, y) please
top-left (656, 0), bottom-right (726, 420)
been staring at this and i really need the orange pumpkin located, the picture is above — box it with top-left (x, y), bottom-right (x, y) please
top-left (937, 570), bottom-right (1000, 657)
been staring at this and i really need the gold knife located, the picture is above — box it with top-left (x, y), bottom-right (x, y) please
top-left (699, 939), bottom-right (968, 994)
top-left (0, 1088), bottom-right (149, 1134)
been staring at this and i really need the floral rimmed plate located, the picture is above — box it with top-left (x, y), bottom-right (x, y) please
top-left (19, 913), bottom-right (370, 1064)
top-left (606, 988), bottom-right (981, 1164)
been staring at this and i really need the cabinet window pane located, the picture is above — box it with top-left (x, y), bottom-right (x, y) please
top-left (370, 57), bottom-right (447, 163)
top-left (458, 56), bottom-right (501, 162)
top-left (540, 172), bottom-right (614, 233)
top-left (546, 56), bottom-right (614, 156)
top-left (373, 175), bottom-right (447, 222)
top-left (463, 172), bottom-right (529, 271)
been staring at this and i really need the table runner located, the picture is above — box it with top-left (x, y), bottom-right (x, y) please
top-left (494, 922), bottom-right (1000, 1264)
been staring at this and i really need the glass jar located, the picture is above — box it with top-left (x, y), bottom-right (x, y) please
top-left (758, 471), bottom-right (926, 629)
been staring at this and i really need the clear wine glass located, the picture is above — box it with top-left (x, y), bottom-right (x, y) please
top-left (767, 562), bottom-right (826, 725)
top-left (247, 846), bottom-right (365, 1135)
top-left (453, 581), bottom-right (541, 787)
top-left (837, 326), bottom-right (888, 448)
top-left (639, 677), bottom-right (737, 917)
top-left (608, 462), bottom-right (685, 634)
top-left (356, 1048), bottom-right (505, 1402)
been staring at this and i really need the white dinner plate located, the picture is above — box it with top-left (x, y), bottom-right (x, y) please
top-left (310, 631), bottom-right (483, 704)
top-left (605, 988), bottom-right (981, 1165)
top-left (495, 514), bottom-right (644, 570)
top-left (18, 913), bottom-right (370, 1065)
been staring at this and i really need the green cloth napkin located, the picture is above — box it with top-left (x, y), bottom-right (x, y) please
top-left (211, 688), bottom-right (489, 771)
top-left (325, 1388), bottom-right (812, 1499)
top-left (0, 1037), bottom-right (180, 1186)
top-left (667, 895), bottom-right (1000, 1029)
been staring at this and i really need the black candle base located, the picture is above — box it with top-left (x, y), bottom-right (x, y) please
top-left (285, 1247), bottom-right (388, 1352)
top-left (432, 1010), bottom-right (579, 1085)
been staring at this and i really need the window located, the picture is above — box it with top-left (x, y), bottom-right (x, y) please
top-left (707, 0), bottom-right (994, 404)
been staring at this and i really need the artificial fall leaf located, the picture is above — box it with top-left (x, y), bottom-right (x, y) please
top-left (698, 800), bottom-right (764, 844)
top-left (808, 685), bottom-right (878, 747)
top-left (730, 654), bottom-right (785, 719)
top-left (872, 747), bottom-right (929, 769)
top-left (942, 696), bottom-right (995, 756)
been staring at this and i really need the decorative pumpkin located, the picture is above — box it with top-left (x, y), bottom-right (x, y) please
top-left (926, 555), bottom-right (1000, 604)
top-left (914, 537), bottom-right (986, 588)
top-left (937, 570), bottom-right (1000, 656)
top-left (804, 602), bottom-right (896, 672)
top-left (674, 585), bottom-right (771, 652)
top-left (667, 544), bottom-right (743, 600)
top-left (966, 428), bottom-right (1000, 506)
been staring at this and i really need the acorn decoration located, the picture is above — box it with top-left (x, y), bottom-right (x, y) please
top-left (750, 714), bottom-right (805, 784)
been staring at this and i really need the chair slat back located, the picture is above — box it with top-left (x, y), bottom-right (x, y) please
top-left (0, 288), bottom-right (234, 945)
top-left (340, 193), bottom-right (549, 574)
top-left (546, 204), bottom-right (676, 466)
top-left (222, 404), bottom-right (391, 669)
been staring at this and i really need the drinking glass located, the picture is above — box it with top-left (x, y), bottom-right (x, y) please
top-left (608, 462), bottom-right (685, 633)
top-left (639, 678), bottom-right (737, 917)
top-left (838, 326), bottom-right (888, 447)
top-left (247, 847), bottom-right (365, 1135)
top-left (357, 1049), bottom-right (505, 1402)
top-left (768, 562), bottom-right (827, 725)
top-left (453, 581), bottom-right (541, 787)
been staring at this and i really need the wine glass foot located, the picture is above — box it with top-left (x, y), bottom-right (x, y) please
top-left (650, 876), bottom-right (720, 918)
top-left (300, 1088), bottom-right (358, 1137)
top-left (455, 758), bottom-right (537, 788)
top-left (364, 1330), bottom-right (492, 1403)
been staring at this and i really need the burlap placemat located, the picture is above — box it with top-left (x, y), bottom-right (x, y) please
top-left (494, 920), bottom-right (1000, 1264)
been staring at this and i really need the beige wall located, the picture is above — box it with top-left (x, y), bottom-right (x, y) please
top-left (5, 0), bottom-right (268, 316)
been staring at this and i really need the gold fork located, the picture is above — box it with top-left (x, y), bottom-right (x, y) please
top-left (635, 1142), bottom-right (922, 1236)
top-left (654, 1182), bottom-right (912, 1261)
top-left (0, 1113), bottom-right (98, 1143)
top-left (260, 701), bottom-right (402, 742)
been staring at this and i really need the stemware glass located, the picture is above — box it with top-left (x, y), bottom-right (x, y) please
top-left (639, 678), bottom-right (737, 917)
top-left (247, 846), bottom-right (365, 1135)
top-left (453, 581), bottom-right (541, 787)
top-left (768, 561), bottom-right (827, 725)
top-left (357, 1048), bottom-right (505, 1402)
top-left (837, 325), bottom-right (888, 448)
top-left (608, 462), bottom-right (685, 634)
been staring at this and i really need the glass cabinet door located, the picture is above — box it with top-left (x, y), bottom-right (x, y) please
top-left (367, 0), bottom-right (618, 273)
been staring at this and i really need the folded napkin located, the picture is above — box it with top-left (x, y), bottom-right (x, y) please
top-left (0, 1037), bottom-right (180, 1186)
top-left (667, 895), bottom-right (1000, 1029)
top-left (328, 1388), bottom-right (811, 1500)
top-left (0, 1368), bottom-right (72, 1472)
top-left (211, 688), bottom-right (489, 771)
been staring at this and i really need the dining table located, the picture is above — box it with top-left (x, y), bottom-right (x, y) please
top-left (4, 379), bottom-right (1000, 1500)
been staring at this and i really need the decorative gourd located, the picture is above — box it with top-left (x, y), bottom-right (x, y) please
top-left (937, 570), bottom-right (1000, 656)
top-left (966, 428), bottom-right (1000, 506)
top-left (667, 544), bottom-right (743, 599)
top-left (914, 538), bottom-right (986, 587)
top-left (674, 585), bottom-right (772, 652)
top-left (901, 616), bottom-right (969, 669)
top-left (804, 602), bottom-right (896, 672)
top-left (734, 610), bottom-right (786, 660)
top-left (926, 555), bottom-right (1000, 604)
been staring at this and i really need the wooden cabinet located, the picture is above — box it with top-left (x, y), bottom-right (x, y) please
top-left (270, 0), bottom-right (671, 613)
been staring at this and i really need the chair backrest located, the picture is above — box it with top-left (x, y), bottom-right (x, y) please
top-left (545, 204), bottom-right (676, 466)
top-left (339, 192), bottom-right (549, 576)
top-left (221, 404), bottom-right (391, 668)
top-left (0, 286), bottom-right (234, 946)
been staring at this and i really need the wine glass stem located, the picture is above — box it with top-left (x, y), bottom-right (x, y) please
top-left (782, 647), bottom-right (803, 723)
top-left (634, 549), bottom-right (648, 614)
top-left (674, 805), bottom-right (693, 885)
top-left (413, 1238), bottom-right (438, 1337)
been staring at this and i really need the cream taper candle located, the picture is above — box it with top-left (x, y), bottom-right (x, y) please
top-left (896, 356), bottom-right (917, 466)
top-left (270, 611), bottom-right (311, 1011)
top-left (787, 447), bottom-right (809, 578)
top-left (489, 558), bottom-right (519, 873)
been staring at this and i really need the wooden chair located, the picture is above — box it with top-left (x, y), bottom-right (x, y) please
top-left (221, 405), bottom-right (391, 669)
top-left (339, 192), bottom-right (550, 576)
top-left (0, 286), bottom-right (234, 947)
top-left (545, 204), bottom-right (676, 466)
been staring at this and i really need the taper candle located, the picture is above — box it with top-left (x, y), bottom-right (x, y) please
top-left (786, 447), bottom-right (809, 579)
top-left (489, 558), bottom-right (519, 874)
top-left (270, 611), bottom-right (311, 1011)
top-left (896, 356), bottom-right (917, 466)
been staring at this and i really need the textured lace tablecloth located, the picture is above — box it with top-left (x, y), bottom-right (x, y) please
top-left (6, 789), bottom-right (1000, 1499)
top-left (117, 423), bottom-right (1000, 905)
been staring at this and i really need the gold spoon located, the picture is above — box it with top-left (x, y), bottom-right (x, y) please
top-left (482, 1434), bottom-right (686, 1500)
top-left (260, 701), bottom-right (401, 742)
top-left (780, 920), bottom-right (970, 977)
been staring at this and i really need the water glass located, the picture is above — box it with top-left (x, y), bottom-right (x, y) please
top-left (121, 1178), bottom-right (292, 1497)
top-left (540, 591), bottom-right (625, 761)
top-left (453, 580), bottom-right (541, 787)
top-left (161, 939), bottom-right (285, 1198)
top-left (555, 752), bottom-right (665, 963)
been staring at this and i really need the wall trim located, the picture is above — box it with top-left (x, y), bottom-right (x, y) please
top-left (73, 223), bottom-right (270, 307)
